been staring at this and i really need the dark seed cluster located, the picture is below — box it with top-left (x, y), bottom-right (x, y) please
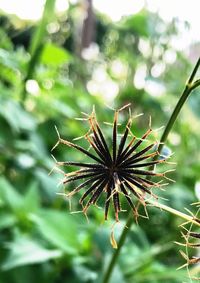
top-left (52, 107), bottom-right (170, 221)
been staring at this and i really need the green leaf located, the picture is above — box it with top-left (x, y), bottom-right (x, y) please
top-left (30, 209), bottom-right (80, 255)
top-left (0, 48), bottom-right (22, 85)
top-left (0, 28), bottom-right (13, 50)
top-left (73, 265), bottom-right (97, 282)
top-left (0, 48), bottom-right (18, 70)
top-left (0, 99), bottom-right (36, 132)
top-left (22, 182), bottom-right (40, 213)
top-left (0, 177), bottom-right (22, 212)
top-left (1, 235), bottom-right (62, 270)
top-left (34, 169), bottom-right (59, 199)
top-left (0, 178), bottom-right (40, 217)
top-left (120, 11), bottom-right (149, 37)
top-left (0, 213), bottom-right (16, 230)
top-left (41, 43), bottom-right (71, 66)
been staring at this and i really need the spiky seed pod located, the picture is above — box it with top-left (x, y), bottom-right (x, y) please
top-left (52, 107), bottom-right (170, 221)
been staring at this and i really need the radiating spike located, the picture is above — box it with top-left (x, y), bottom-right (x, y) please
top-left (63, 171), bottom-right (104, 184)
top-left (125, 159), bottom-right (166, 168)
top-left (85, 134), bottom-right (107, 163)
top-left (59, 138), bottom-right (105, 165)
top-left (125, 176), bottom-right (151, 195)
top-left (89, 115), bottom-right (112, 163)
top-left (90, 124), bottom-right (112, 164)
top-left (122, 178), bottom-right (143, 199)
top-left (105, 184), bottom-right (112, 220)
top-left (120, 182), bottom-right (136, 211)
top-left (64, 167), bottom-right (104, 177)
top-left (56, 161), bottom-right (104, 168)
top-left (121, 168), bottom-right (164, 177)
top-left (117, 136), bottom-right (136, 164)
top-left (116, 118), bottom-right (132, 162)
top-left (113, 111), bottom-right (118, 164)
top-left (66, 174), bottom-right (104, 197)
top-left (94, 118), bottom-right (112, 160)
top-left (113, 192), bottom-right (120, 222)
top-left (119, 128), bottom-right (152, 165)
top-left (79, 177), bottom-right (105, 204)
top-left (129, 151), bottom-right (158, 164)
top-left (189, 232), bottom-right (200, 239)
top-left (133, 175), bottom-right (162, 188)
top-left (83, 179), bottom-right (108, 213)
top-left (122, 142), bottom-right (157, 166)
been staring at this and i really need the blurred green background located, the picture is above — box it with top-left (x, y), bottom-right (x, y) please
top-left (0, 0), bottom-right (200, 282)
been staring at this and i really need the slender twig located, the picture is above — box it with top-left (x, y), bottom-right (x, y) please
top-left (148, 199), bottom-right (200, 228)
top-left (157, 57), bottom-right (200, 155)
top-left (102, 57), bottom-right (200, 283)
top-left (102, 213), bottom-right (133, 283)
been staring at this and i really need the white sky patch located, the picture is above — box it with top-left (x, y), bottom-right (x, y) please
top-left (0, 0), bottom-right (45, 20)
top-left (56, 0), bottom-right (69, 12)
top-left (0, 0), bottom-right (68, 20)
top-left (0, 0), bottom-right (199, 44)
top-left (93, 0), bottom-right (145, 21)
top-left (147, 0), bottom-right (200, 43)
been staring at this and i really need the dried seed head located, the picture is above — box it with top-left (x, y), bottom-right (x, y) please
top-left (52, 106), bottom-right (172, 221)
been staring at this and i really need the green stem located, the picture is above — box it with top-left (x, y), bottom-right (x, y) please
top-left (101, 57), bottom-right (200, 283)
top-left (102, 213), bottom-right (133, 283)
top-left (148, 198), bottom-right (200, 227)
top-left (157, 57), bottom-right (200, 155)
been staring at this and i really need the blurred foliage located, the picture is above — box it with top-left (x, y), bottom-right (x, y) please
top-left (0, 0), bottom-right (200, 283)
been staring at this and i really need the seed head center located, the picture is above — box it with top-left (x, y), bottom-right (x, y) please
top-left (110, 164), bottom-right (117, 175)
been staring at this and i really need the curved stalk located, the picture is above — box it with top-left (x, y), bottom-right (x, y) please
top-left (157, 58), bottom-right (200, 155)
top-left (102, 57), bottom-right (200, 283)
